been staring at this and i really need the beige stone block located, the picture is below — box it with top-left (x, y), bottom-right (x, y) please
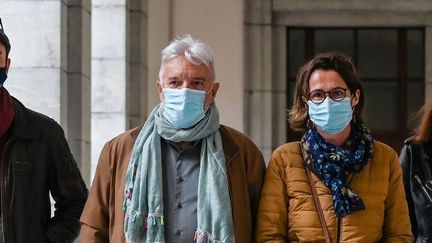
top-left (244, 0), bottom-right (272, 25)
top-left (245, 25), bottom-right (273, 91)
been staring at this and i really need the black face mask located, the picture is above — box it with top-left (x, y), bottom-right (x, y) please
top-left (0, 65), bottom-right (7, 88)
top-left (0, 62), bottom-right (7, 89)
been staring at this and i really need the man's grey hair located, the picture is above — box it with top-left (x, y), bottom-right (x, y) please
top-left (159, 34), bottom-right (215, 82)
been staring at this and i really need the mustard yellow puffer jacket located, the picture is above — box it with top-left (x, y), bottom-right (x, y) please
top-left (256, 141), bottom-right (413, 243)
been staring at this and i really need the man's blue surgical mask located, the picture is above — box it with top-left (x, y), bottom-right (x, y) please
top-left (307, 97), bottom-right (353, 134)
top-left (0, 67), bottom-right (7, 88)
top-left (162, 88), bottom-right (207, 129)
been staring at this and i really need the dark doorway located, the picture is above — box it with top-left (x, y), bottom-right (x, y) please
top-left (286, 28), bottom-right (425, 153)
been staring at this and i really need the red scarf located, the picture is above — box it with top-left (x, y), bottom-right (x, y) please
top-left (0, 88), bottom-right (15, 155)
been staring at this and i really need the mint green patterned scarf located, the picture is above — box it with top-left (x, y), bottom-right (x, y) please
top-left (123, 103), bottom-right (234, 243)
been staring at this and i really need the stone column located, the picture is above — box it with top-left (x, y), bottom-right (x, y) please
top-left (126, 0), bottom-right (148, 129)
top-left (0, 1), bottom-right (62, 121)
top-left (91, 0), bottom-right (126, 179)
top-left (61, 0), bottom-right (92, 185)
top-left (244, 0), bottom-right (285, 161)
top-left (147, 0), bottom-right (170, 111)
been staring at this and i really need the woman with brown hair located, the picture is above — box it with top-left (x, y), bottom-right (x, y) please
top-left (400, 103), bottom-right (432, 242)
top-left (256, 52), bottom-right (413, 242)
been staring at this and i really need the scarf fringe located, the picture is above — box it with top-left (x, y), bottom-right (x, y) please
top-left (194, 229), bottom-right (227, 243)
top-left (124, 212), bottom-right (164, 243)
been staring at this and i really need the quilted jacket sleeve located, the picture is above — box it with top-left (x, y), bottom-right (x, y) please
top-left (256, 148), bottom-right (289, 243)
top-left (382, 149), bottom-right (413, 242)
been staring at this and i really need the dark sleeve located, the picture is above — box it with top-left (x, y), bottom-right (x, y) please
top-left (399, 144), bottom-right (417, 235)
top-left (45, 123), bottom-right (89, 243)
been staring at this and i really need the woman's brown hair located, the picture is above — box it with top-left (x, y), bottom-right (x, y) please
top-left (288, 52), bottom-right (365, 131)
top-left (413, 102), bottom-right (432, 143)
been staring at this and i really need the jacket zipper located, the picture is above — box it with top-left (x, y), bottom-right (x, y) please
top-left (413, 174), bottom-right (432, 204)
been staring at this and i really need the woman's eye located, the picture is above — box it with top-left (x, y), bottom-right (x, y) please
top-left (310, 92), bottom-right (324, 100)
top-left (331, 90), bottom-right (346, 98)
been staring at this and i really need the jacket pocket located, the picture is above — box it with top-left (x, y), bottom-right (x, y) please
top-left (13, 161), bottom-right (33, 172)
top-left (12, 161), bottom-right (34, 203)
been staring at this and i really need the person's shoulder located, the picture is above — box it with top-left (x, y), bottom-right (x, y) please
top-left (219, 124), bottom-right (261, 150)
top-left (219, 125), bottom-right (253, 142)
top-left (371, 140), bottom-right (401, 165)
top-left (274, 141), bottom-right (301, 154)
top-left (372, 140), bottom-right (398, 156)
top-left (373, 140), bottom-right (395, 152)
top-left (17, 102), bottom-right (65, 134)
top-left (104, 126), bottom-right (142, 149)
top-left (267, 142), bottom-right (303, 168)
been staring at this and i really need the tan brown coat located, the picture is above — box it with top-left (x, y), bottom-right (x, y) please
top-left (256, 141), bottom-right (413, 243)
top-left (78, 125), bottom-right (266, 243)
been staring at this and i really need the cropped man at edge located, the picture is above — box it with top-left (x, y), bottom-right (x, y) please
top-left (0, 18), bottom-right (88, 243)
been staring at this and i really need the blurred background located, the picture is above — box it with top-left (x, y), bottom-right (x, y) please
top-left (0, 0), bottom-right (431, 185)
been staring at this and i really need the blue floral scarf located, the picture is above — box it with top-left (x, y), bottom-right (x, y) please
top-left (300, 123), bottom-right (374, 217)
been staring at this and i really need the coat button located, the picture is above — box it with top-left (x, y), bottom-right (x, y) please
top-left (177, 202), bottom-right (182, 209)
top-left (176, 230), bottom-right (181, 236)
top-left (178, 177), bottom-right (184, 182)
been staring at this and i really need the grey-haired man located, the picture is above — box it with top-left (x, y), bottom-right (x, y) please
top-left (79, 35), bottom-right (266, 243)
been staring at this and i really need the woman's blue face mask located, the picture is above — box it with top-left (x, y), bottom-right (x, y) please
top-left (307, 97), bottom-right (353, 134)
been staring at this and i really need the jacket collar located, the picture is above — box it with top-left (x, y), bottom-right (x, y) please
top-left (9, 97), bottom-right (42, 139)
top-left (129, 125), bottom-right (143, 142)
top-left (219, 125), bottom-right (239, 164)
top-left (128, 124), bottom-right (240, 163)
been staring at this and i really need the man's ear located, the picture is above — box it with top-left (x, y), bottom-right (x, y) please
top-left (210, 82), bottom-right (220, 98)
top-left (157, 80), bottom-right (164, 102)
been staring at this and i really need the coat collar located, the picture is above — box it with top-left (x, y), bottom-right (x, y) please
top-left (219, 125), bottom-right (240, 164)
top-left (9, 97), bottom-right (42, 139)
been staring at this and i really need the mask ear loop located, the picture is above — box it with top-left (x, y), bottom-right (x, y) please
top-left (205, 84), bottom-right (214, 96)
top-left (302, 96), bottom-right (309, 106)
top-left (302, 96), bottom-right (314, 129)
